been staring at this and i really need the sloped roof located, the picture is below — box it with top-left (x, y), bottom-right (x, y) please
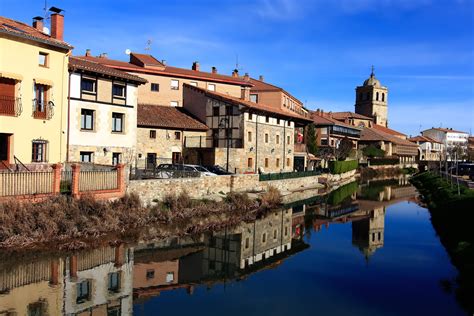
top-left (0, 16), bottom-right (72, 50)
top-left (69, 57), bottom-right (147, 84)
top-left (249, 78), bottom-right (303, 105)
top-left (408, 135), bottom-right (442, 144)
top-left (431, 127), bottom-right (468, 134)
top-left (361, 127), bottom-right (418, 147)
top-left (330, 111), bottom-right (372, 120)
top-left (309, 111), bottom-right (362, 130)
top-left (130, 53), bottom-right (166, 67)
top-left (137, 104), bottom-right (208, 131)
top-left (372, 124), bottom-right (406, 137)
top-left (78, 54), bottom-right (252, 87)
top-left (185, 84), bottom-right (312, 122)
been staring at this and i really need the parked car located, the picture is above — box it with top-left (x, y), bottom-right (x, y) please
top-left (155, 164), bottom-right (216, 178)
top-left (204, 165), bottom-right (234, 175)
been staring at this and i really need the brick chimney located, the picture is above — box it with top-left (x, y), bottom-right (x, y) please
top-left (192, 61), bottom-right (200, 71)
top-left (32, 16), bottom-right (44, 32)
top-left (211, 66), bottom-right (217, 74)
top-left (243, 73), bottom-right (250, 81)
top-left (50, 12), bottom-right (64, 41)
top-left (241, 87), bottom-right (250, 101)
top-left (232, 69), bottom-right (239, 78)
top-left (259, 75), bottom-right (264, 81)
top-left (85, 49), bottom-right (91, 57)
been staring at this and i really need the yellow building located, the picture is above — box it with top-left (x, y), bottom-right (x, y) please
top-left (0, 12), bottom-right (72, 170)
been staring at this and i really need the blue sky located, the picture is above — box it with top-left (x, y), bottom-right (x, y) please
top-left (2, 0), bottom-right (473, 136)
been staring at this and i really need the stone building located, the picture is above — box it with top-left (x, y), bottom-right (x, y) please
top-left (135, 104), bottom-right (208, 169)
top-left (0, 11), bottom-right (72, 170)
top-left (182, 84), bottom-right (312, 174)
top-left (355, 68), bottom-right (388, 127)
top-left (352, 207), bottom-right (385, 259)
top-left (78, 51), bottom-right (252, 107)
top-left (68, 57), bottom-right (146, 165)
top-left (408, 135), bottom-right (444, 161)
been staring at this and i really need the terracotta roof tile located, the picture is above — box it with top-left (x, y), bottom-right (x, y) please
top-left (0, 16), bottom-right (72, 49)
top-left (408, 135), bottom-right (443, 144)
top-left (309, 111), bottom-right (362, 130)
top-left (185, 84), bottom-right (312, 122)
top-left (69, 57), bottom-right (147, 84)
top-left (330, 111), bottom-right (372, 120)
top-left (372, 124), bottom-right (406, 137)
top-left (79, 55), bottom-right (252, 87)
top-left (361, 127), bottom-right (418, 147)
top-left (137, 104), bottom-right (208, 131)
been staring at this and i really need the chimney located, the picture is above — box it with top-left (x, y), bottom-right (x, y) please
top-left (259, 75), bottom-right (264, 81)
top-left (243, 73), bottom-right (250, 81)
top-left (85, 49), bottom-right (91, 57)
top-left (211, 66), bottom-right (217, 74)
top-left (241, 87), bottom-right (250, 101)
top-left (99, 53), bottom-right (108, 59)
top-left (192, 61), bottom-right (200, 71)
top-left (162, 59), bottom-right (167, 65)
top-left (32, 16), bottom-right (44, 32)
top-left (232, 69), bottom-right (239, 78)
top-left (49, 7), bottom-right (64, 41)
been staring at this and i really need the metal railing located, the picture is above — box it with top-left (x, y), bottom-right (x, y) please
top-left (0, 171), bottom-right (54, 196)
top-left (184, 136), bottom-right (243, 148)
top-left (79, 170), bottom-right (118, 192)
top-left (32, 99), bottom-right (54, 120)
top-left (0, 95), bottom-right (22, 116)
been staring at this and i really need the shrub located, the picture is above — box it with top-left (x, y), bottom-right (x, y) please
top-left (369, 157), bottom-right (399, 165)
top-left (327, 181), bottom-right (358, 205)
top-left (259, 186), bottom-right (282, 209)
top-left (362, 145), bottom-right (385, 158)
top-left (328, 160), bottom-right (358, 174)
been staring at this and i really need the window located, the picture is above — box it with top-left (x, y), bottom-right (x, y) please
top-left (213, 107), bottom-right (220, 116)
top-left (151, 83), bottom-right (159, 92)
top-left (285, 226), bottom-right (288, 236)
top-left (382, 93), bottom-right (385, 102)
top-left (38, 52), bottom-right (48, 67)
top-left (170, 101), bottom-right (179, 107)
top-left (112, 153), bottom-right (121, 165)
top-left (286, 158), bottom-right (290, 167)
top-left (80, 109), bottom-right (94, 130)
top-left (28, 301), bottom-right (46, 316)
top-left (174, 131), bottom-right (181, 140)
top-left (80, 151), bottom-right (93, 163)
top-left (207, 83), bottom-right (216, 91)
top-left (150, 130), bottom-right (156, 139)
top-left (376, 92), bottom-right (379, 101)
top-left (262, 233), bottom-right (266, 243)
top-left (112, 83), bottom-right (125, 98)
top-left (287, 135), bottom-right (291, 145)
top-left (276, 135), bottom-right (280, 144)
top-left (190, 81), bottom-right (198, 87)
top-left (248, 113), bottom-right (253, 120)
top-left (225, 128), bottom-right (232, 138)
top-left (172, 152), bottom-right (182, 164)
top-left (225, 105), bottom-right (232, 116)
top-left (247, 157), bottom-right (253, 168)
top-left (265, 133), bottom-right (269, 143)
top-left (32, 141), bottom-right (47, 162)
top-left (276, 158), bottom-right (280, 167)
top-left (248, 131), bottom-right (252, 142)
top-left (273, 229), bottom-right (277, 240)
top-left (81, 77), bottom-right (96, 94)
top-left (265, 158), bottom-right (269, 168)
top-left (171, 79), bottom-right (179, 90)
top-left (166, 272), bottom-right (174, 283)
top-left (76, 280), bottom-right (90, 304)
top-left (250, 94), bottom-right (258, 103)
top-left (108, 272), bottom-right (120, 292)
top-left (287, 120), bottom-right (291, 126)
top-left (277, 118), bottom-right (280, 125)
top-left (266, 116), bottom-right (270, 123)
top-left (146, 269), bottom-right (155, 279)
top-left (34, 83), bottom-right (48, 119)
top-left (245, 237), bottom-right (249, 249)
top-left (112, 113), bottom-right (124, 132)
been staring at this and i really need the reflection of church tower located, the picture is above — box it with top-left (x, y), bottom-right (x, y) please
top-left (352, 207), bottom-right (385, 260)
top-left (355, 67), bottom-right (389, 127)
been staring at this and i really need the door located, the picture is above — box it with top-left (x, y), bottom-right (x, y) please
top-left (294, 156), bottom-right (305, 172)
top-left (0, 134), bottom-right (11, 168)
top-left (146, 153), bottom-right (157, 170)
top-left (0, 78), bottom-right (16, 116)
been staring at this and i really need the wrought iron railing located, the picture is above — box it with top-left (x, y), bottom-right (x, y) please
top-left (32, 99), bottom-right (54, 120)
top-left (0, 95), bottom-right (22, 116)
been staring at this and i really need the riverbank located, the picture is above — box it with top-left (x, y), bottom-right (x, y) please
top-left (0, 189), bottom-right (282, 251)
top-left (410, 172), bottom-right (474, 313)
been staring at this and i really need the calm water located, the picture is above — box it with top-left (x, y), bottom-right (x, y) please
top-left (0, 178), bottom-right (467, 315)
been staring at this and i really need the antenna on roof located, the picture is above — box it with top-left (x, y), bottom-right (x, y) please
top-left (235, 54), bottom-right (243, 72)
top-left (145, 39), bottom-right (152, 52)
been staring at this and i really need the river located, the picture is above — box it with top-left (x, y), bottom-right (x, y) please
top-left (0, 177), bottom-right (467, 315)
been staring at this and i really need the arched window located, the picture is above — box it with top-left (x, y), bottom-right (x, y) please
top-left (382, 93), bottom-right (385, 102)
top-left (376, 92), bottom-right (379, 101)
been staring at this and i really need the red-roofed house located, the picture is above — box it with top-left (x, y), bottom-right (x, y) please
top-left (408, 135), bottom-right (444, 161)
top-left (76, 51), bottom-right (252, 108)
top-left (182, 84), bottom-right (312, 173)
top-left (422, 127), bottom-right (469, 161)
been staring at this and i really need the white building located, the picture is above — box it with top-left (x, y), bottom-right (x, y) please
top-left (68, 57), bottom-right (146, 165)
top-left (422, 128), bottom-right (469, 161)
top-left (408, 135), bottom-right (444, 161)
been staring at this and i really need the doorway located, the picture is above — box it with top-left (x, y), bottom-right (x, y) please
top-left (0, 133), bottom-right (11, 168)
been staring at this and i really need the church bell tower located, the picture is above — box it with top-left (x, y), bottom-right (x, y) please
top-left (355, 67), bottom-right (389, 127)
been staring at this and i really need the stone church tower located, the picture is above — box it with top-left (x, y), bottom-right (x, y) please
top-left (355, 67), bottom-right (388, 127)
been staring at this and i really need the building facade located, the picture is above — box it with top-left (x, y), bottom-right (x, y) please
top-left (183, 84), bottom-right (311, 173)
top-left (68, 57), bottom-right (146, 165)
top-left (408, 135), bottom-right (444, 161)
top-left (354, 68), bottom-right (388, 127)
top-left (0, 13), bottom-right (72, 170)
top-left (422, 127), bottom-right (469, 161)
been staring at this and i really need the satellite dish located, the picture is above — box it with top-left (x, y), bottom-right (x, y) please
top-left (125, 49), bottom-right (131, 55)
top-left (43, 26), bottom-right (50, 35)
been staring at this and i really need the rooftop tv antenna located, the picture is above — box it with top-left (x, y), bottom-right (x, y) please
top-left (235, 54), bottom-right (244, 72)
top-left (145, 39), bottom-right (152, 52)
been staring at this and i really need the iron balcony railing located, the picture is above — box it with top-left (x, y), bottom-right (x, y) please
top-left (184, 136), bottom-right (243, 149)
top-left (0, 95), bottom-right (22, 117)
top-left (32, 99), bottom-right (54, 120)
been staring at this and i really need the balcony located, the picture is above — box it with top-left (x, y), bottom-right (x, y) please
top-left (32, 100), bottom-right (54, 120)
top-left (0, 95), bottom-right (22, 117)
top-left (184, 136), bottom-right (243, 149)
top-left (294, 143), bottom-right (307, 153)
